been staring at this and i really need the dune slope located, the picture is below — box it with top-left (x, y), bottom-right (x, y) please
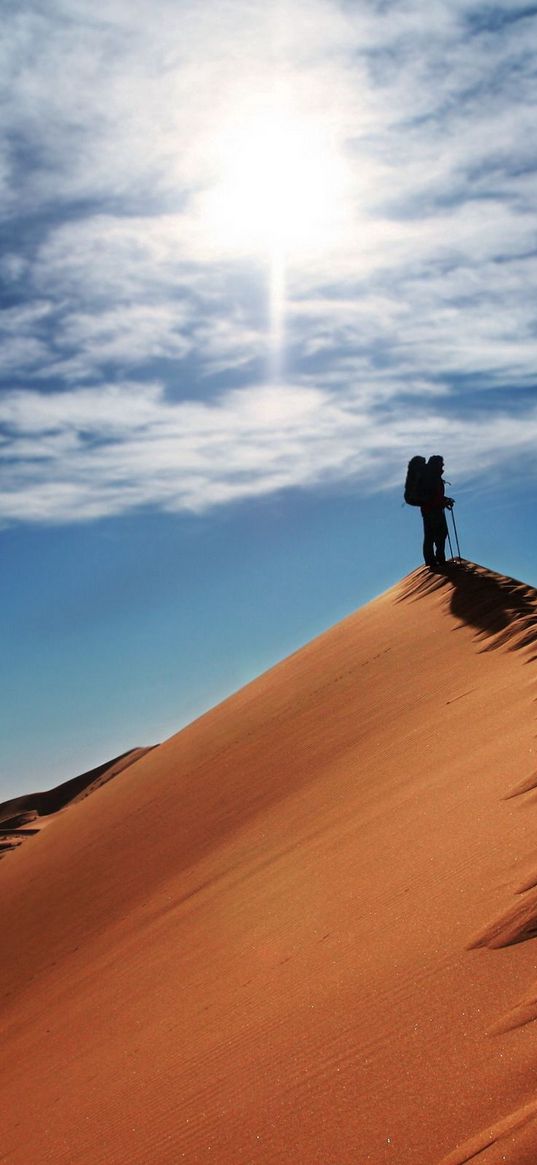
top-left (1, 561), bottom-right (537, 1165)
top-left (0, 747), bottom-right (155, 858)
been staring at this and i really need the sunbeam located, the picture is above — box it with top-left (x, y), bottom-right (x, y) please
top-left (198, 84), bottom-right (351, 379)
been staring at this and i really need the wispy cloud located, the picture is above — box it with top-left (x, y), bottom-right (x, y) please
top-left (1, 0), bottom-right (537, 523)
top-left (1, 379), bottom-right (536, 523)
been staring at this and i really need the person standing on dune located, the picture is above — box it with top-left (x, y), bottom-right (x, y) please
top-left (420, 455), bottom-right (454, 569)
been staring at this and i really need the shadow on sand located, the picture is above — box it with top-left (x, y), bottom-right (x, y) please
top-left (400, 560), bottom-right (537, 655)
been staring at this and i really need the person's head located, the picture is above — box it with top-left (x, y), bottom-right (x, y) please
top-left (428, 454), bottom-right (444, 475)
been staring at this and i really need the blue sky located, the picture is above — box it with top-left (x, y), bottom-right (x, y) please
top-left (1, 0), bottom-right (537, 798)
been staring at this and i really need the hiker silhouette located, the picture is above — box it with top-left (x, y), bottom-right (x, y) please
top-left (419, 455), bottom-right (454, 569)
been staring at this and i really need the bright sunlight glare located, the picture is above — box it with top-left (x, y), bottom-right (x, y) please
top-left (196, 92), bottom-right (351, 380)
top-left (199, 98), bottom-right (351, 261)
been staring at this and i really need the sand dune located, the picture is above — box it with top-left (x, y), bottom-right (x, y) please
top-left (0, 747), bottom-right (154, 859)
top-left (1, 559), bottom-right (537, 1164)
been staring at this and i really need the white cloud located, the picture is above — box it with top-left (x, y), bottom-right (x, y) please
top-left (1, 0), bottom-right (537, 523)
top-left (1, 379), bottom-right (536, 524)
top-left (52, 304), bottom-right (194, 379)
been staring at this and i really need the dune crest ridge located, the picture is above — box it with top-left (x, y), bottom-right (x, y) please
top-left (1, 560), bottom-right (537, 1165)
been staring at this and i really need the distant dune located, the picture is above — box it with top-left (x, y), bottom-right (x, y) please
top-left (1, 560), bottom-right (537, 1164)
top-left (0, 748), bottom-right (155, 859)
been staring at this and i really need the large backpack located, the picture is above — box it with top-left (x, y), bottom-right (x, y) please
top-left (404, 456), bottom-right (426, 506)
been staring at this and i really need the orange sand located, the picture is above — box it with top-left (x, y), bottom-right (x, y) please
top-left (1, 561), bottom-right (537, 1165)
top-left (0, 748), bottom-right (154, 857)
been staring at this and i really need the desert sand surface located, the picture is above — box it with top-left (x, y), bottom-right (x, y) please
top-left (1, 560), bottom-right (537, 1165)
top-left (0, 747), bottom-right (155, 859)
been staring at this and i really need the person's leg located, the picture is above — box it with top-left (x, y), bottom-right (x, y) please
top-left (422, 514), bottom-right (436, 566)
top-left (433, 512), bottom-right (449, 564)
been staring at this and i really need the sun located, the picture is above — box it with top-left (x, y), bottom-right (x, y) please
top-left (199, 96), bottom-right (350, 262)
top-left (194, 89), bottom-right (351, 380)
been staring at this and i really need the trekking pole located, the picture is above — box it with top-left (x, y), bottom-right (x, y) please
top-left (446, 524), bottom-right (454, 560)
top-left (450, 507), bottom-right (462, 560)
